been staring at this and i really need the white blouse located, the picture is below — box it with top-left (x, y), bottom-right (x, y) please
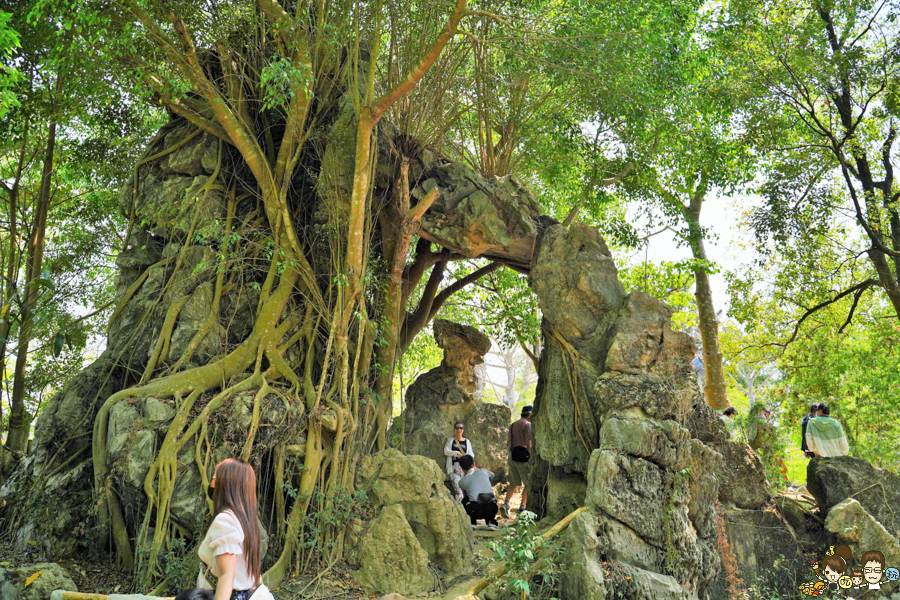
top-left (197, 509), bottom-right (256, 591)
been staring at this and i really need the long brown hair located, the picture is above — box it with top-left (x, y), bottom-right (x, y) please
top-left (212, 458), bottom-right (261, 584)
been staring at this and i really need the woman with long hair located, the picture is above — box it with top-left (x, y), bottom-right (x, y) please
top-left (198, 458), bottom-right (272, 600)
top-left (444, 421), bottom-right (474, 501)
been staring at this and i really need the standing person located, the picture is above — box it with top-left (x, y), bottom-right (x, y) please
top-left (444, 422), bottom-right (474, 501)
top-left (501, 405), bottom-right (532, 519)
top-left (805, 403), bottom-right (849, 457)
top-left (457, 455), bottom-right (499, 529)
top-left (801, 402), bottom-right (819, 458)
top-left (198, 458), bottom-right (274, 600)
top-left (691, 352), bottom-right (705, 389)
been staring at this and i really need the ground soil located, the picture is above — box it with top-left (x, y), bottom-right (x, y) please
top-left (0, 492), bottom-right (526, 599)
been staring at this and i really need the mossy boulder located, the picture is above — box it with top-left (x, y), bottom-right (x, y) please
top-left (0, 563), bottom-right (77, 600)
top-left (352, 504), bottom-right (434, 596)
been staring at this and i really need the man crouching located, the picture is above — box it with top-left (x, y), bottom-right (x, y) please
top-left (457, 454), bottom-right (499, 529)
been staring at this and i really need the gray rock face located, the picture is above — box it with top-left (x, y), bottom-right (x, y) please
top-left (530, 224), bottom-right (624, 355)
top-left (527, 222), bottom-right (773, 598)
top-left (433, 319), bottom-right (491, 395)
top-left (713, 440), bottom-right (770, 509)
top-left (718, 509), bottom-right (804, 597)
top-left (121, 120), bottom-right (224, 239)
top-left (0, 562), bottom-right (77, 600)
top-left (415, 163), bottom-right (544, 266)
top-left (807, 456), bottom-right (900, 537)
top-left (558, 511), bottom-right (607, 600)
top-left (398, 321), bottom-right (510, 481)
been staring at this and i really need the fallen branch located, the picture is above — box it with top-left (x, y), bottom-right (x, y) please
top-left (455, 506), bottom-right (588, 599)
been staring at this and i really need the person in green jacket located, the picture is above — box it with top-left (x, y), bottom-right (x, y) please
top-left (805, 403), bottom-right (849, 457)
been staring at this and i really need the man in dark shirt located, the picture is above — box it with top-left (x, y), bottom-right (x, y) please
top-left (801, 402), bottom-right (819, 458)
top-left (457, 455), bottom-right (498, 528)
top-left (502, 405), bottom-right (532, 519)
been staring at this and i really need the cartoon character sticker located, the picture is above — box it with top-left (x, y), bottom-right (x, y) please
top-left (861, 550), bottom-right (885, 590)
top-left (798, 545), bottom-right (896, 597)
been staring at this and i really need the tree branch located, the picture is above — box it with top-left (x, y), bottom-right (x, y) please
top-left (428, 262), bottom-right (503, 321)
top-left (370, 0), bottom-right (468, 121)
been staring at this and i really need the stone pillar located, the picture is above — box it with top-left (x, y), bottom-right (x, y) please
top-left (397, 319), bottom-right (511, 482)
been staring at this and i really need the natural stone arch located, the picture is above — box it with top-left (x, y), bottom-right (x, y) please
top-left (0, 112), bottom-right (786, 598)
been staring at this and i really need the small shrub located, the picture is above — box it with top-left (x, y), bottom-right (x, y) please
top-left (488, 511), bottom-right (561, 600)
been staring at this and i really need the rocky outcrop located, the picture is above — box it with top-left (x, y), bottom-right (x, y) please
top-left (527, 224), bottom-right (743, 598)
top-left (397, 321), bottom-right (510, 481)
top-left (825, 498), bottom-right (900, 568)
top-left (0, 563), bottom-right (77, 600)
top-left (352, 504), bottom-right (434, 596)
top-left (414, 162), bottom-right (545, 267)
top-left (717, 509), bottom-right (804, 597)
top-left (713, 440), bottom-right (770, 509)
top-left (807, 456), bottom-right (900, 537)
top-left (354, 449), bottom-right (473, 583)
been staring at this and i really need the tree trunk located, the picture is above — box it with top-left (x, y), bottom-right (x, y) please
top-left (7, 120), bottom-right (56, 455)
top-left (682, 185), bottom-right (729, 410)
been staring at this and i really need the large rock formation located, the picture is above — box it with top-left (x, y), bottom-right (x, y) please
top-left (397, 320), bottom-right (510, 482)
top-left (0, 110), bottom-right (788, 600)
top-left (825, 498), bottom-right (900, 569)
top-left (352, 449), bottom-right (474, 590)
top-left (525, 225), bottom-right (724, 598)
top-left (807, 456), bottom-right (900, 537)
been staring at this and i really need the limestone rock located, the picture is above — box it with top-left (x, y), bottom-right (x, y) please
top-left (169, 281), bottom-right (226, 364)
top-left (121, 120), bottom-right (225, 239)
top-left (402, 497), bottom-right (473, 577)
top-left (545, 467), bottom-right (587, 520)
top-left (433, 319), bottom-right (491, 394)
top-left (416, 163), bottom-right (543, 265)
top-left (684, 395), bottom-right (728, 444)
top-left (557, 511), bottom-right (607, 600)
top-left (115, 230), bottom-right (164, 295)
top-left (353, 504), bottom-right (433, 596)
top-left (398, 395), bottom-right (509, 483)
top-left (599, 417), bottom-right (692, 471)
top-left (355, 449), bottom-right (474, 577)
top-left (721, 509), bottom-right (804, 597)
top-left (605, 291), bottom-right (696, 381)
top-left (530, 223), bottom-right (624, 355)
top-left (825, 498), bottom-right (900, 568)
top-left (358, 449), bottom-right (450, 507)
top-left (587, 450), bottom-right (683, 547)
top-left (807, 456), bottom-right (900, 536)
top-left (0, 562), bottom-right (77, 600)
top-left (398, 321), bottom-right (509, 481)
top-left (608, 566), bottom-right (694, 600)
top-left (531, 338), bottom-right (602, 471)
top-left (713, 440), bottom-right (770, 509)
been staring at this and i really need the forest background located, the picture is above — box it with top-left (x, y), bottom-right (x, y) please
top-left (0, 0), bottom-right (897, 513)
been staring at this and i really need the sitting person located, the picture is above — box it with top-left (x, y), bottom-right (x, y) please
top-left (805, 403), bottom-right (849, 457)
top-left (457, 455), bottom-right (499, 529)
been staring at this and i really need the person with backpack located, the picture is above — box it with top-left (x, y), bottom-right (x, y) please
top-left (501, 405), bottom-right (532, 519)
